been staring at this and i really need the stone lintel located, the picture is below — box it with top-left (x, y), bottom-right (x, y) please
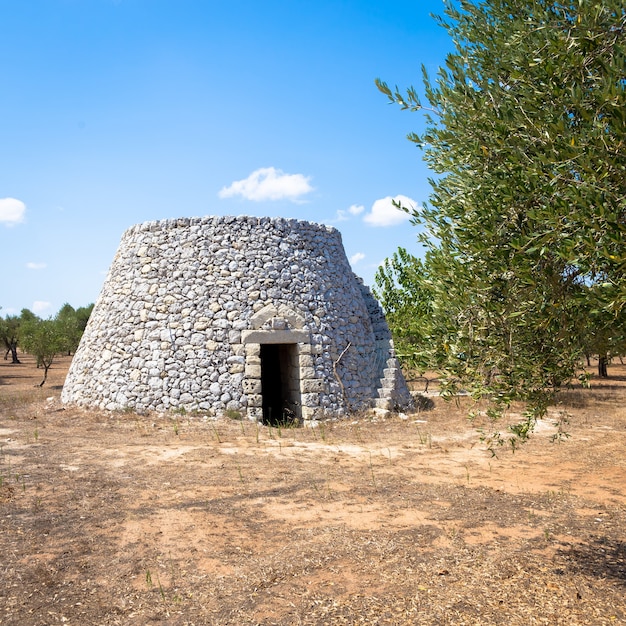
top-left (241, 329), bottom-right (310, 345)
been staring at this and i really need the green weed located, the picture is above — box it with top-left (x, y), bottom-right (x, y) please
top-left (368, 451), bottom-right (377, 490)
top-left (225, 408), bottom-right (243, 420)
top-left (211, 424), bottom-right (222, 443)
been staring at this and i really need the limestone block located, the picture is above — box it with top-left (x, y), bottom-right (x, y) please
top-left (299, 354), bottom-right (315, 367)
top-left (247, 407), bottom-right (263, 421)
top-left (245, 364), bottom-right (262, 377)
top-left (373, 398), bottom-right (393, 410)
top-left (250, 304), bottom-right (277, 328)
top-left (271, 318), bottom-right (286, 330)
top-left (246, 394), bottom-right (263, 408)
top-left (232, 344), bottom-right (246, 357)
top-left (245, 344), bottom-right (260, 358)
top-left (300, 366), bottom-right (316, 379)
top-left (301, 406), bottom-right (322, 420)
top-left (301, 378), bottom-right (326, 393)
top-left (301, 393), bottom-right (320, 407)
top-left (242, 379), bottom-right (262, 394)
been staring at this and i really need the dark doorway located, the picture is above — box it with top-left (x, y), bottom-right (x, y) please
top-left (260, 343), bottom-right (301, 425)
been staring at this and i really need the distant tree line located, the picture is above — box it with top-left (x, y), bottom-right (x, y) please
top-left (376, 247), bottom-right (626, 378)
top-left (0, 303), bottom-right (94, 386)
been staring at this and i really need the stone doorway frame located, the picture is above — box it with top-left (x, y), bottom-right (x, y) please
top-left (241, 304), bottom-right (326, 423)
top-left (259, 343), bottom-right (301, 424)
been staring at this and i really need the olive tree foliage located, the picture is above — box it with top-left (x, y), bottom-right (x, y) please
top-left (20, 318), bottom-right (65, 386)
top-left (374, 248), bottom-right (434, 370)
top-left (55, 303), bottom-right (94, 355)
top-left (375, 0), bottom-right (625, 448)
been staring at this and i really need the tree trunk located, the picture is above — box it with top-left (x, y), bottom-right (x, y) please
top-left (598, 355), bottom-right (608, 378)
top-left (37, 364), bottom-right (51, 387)
top-left (9, 343), bottom-right (20, 364)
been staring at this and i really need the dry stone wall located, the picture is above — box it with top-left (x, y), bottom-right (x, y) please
top-left (61, 216), bottom-right (413, 422)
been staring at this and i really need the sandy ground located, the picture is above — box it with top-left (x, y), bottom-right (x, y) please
top-left (0, 354), bottom-right (625, 625)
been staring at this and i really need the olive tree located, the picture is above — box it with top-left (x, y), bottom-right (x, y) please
top-left (0, 315), bottom-right (22, 363)
top-left (20, 318), bottom-right (64, 387)
top-left (376, 0), bottom-right (625, 447)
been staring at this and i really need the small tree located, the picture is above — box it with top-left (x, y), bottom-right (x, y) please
top-left (374, 248), bottom-right (434, 369)
top-left (20, 318), bottom-right (64, 387)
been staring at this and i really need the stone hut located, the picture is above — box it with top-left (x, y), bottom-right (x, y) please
top-left (61, 216), bottom-right (413, 424)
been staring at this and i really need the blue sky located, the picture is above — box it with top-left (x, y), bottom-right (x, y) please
top-left (1, 0), bottom-right (452, 317)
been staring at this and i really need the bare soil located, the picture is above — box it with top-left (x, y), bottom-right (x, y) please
top-left (0, 355), bottom-right (625, 625)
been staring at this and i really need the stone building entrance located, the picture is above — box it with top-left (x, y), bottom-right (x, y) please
top-left (260, 343), bottom-right (301, 425)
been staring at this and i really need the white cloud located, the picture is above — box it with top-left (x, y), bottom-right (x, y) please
top-left (363, 195), bottom-right (417, 227)
top-left (218, 167), bottom-right (313, 202)
top-left (331, 210), bottom-right (349, 223)
top-left (0, 198), bottom-right (26, 226)
top-left (350, 252), bottom-right (365, 265)
top-left (328, 203), bottom-right (366, 224)
top-left (26, 262), bottom-right (47, 270)
top-left (348, 204), bottom-right (364, 216)
top-left (32, 301), bottom-right (52, 316)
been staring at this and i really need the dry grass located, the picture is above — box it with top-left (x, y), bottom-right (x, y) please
top-left (0, 355), bottom-right (625, 625)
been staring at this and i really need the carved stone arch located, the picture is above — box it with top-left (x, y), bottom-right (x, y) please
top-left (250, 303), bottom-right (306, 330)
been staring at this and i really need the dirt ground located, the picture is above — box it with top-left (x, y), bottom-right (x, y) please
top-left (0, 355), bottom-right (625, 625)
